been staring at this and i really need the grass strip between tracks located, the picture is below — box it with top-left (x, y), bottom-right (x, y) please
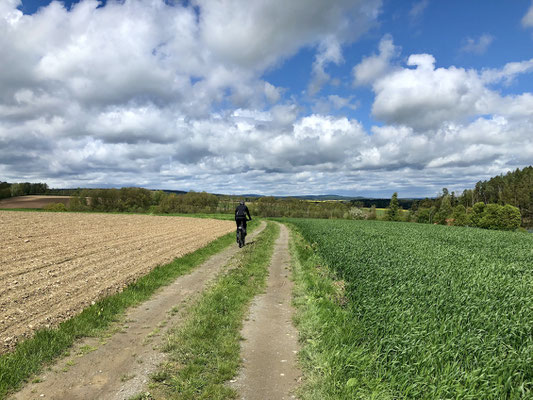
top-left (144, 222), bottom-right (279, 400)
top-left (287, 225), bottom-right (391, 400)
top-left (0, 219), bottom-right (260, 399)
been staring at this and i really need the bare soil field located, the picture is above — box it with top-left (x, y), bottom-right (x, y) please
top-left (0, 211), bottom-right (234, 353)
top-left (0, 196), bottom-right (71, 209)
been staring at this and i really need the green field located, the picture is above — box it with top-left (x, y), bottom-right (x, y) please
top-left (288, 218), bottom-right (533, 399)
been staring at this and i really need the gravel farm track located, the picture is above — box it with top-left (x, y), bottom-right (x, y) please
top-left (0, 211), bottom-right (234, 353)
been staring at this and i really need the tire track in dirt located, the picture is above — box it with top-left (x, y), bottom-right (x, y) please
top-left (230, 223), bottom-right (301, 400)
top-left (10, 222), bottom-right (267, 400)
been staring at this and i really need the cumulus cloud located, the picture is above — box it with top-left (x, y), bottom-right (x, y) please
top-left (460, 34), bottom-right (494, 54)
top-left (353, 34), bottom-right (399, 86)
top-left (308, 36), bottom-right (344, 95)
top-left (196, 0), bottom-right (382, 71)
top-left (371, 54), bottom-right (490, 130)
top-left (481, 58), bottom-right (533, 84)
top-left (0, 0), bottom-right (381, 185)
top-left (1, 1), bottom-right (532, 197)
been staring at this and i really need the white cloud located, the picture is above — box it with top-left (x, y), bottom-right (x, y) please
top-left (460, 34), bottom-right (494, 54)
top-left (522, 2), bottom-right (533, 27)
top-left (195, 0), bottom-right (382, 71)
top-left (409, 0), bottom-right (429, 20)
top-left (481, 58), bottom-right (533, 84)
top-left (353, 34), bottom-right (399, 86)
top-left (371, 55), bottom-right (489, 130)
top-left (1, 1), bottom-right (532, 197)
top-left (308, 36), bottom-right (344, 95)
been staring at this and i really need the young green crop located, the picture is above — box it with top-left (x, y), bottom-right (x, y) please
top-left (288, 218), bottom-right (533, 399)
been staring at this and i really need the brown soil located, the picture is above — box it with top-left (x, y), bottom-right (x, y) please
top-left (0, 196), bottom-right (71, 209)
top-left (0, 211), bottom-right (234, 352)
top-left (230, 223), bottom-right (301, 399)
top-left (11, 222), bottom-right (267, 400)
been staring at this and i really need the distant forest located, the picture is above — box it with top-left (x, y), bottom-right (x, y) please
top-left (1, 165), bottom-right (531, 227)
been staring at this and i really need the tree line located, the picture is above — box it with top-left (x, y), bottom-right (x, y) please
top-left (378, 166), bottom-right (532, 230)
top-left (0, 182), bottom-right (49, 199)
top-left (383, 191), bottom-right (523, 231)
top-left (2, 165), bottom-right (530, 230)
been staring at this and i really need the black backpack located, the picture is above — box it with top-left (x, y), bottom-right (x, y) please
top-left (236, 204), bottom-right (247, 217)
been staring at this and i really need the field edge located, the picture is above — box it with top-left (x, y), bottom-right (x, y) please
top-left (0, 219), bottom-right (261, 399)
top-left (286, 223), bottom-right (393, 400)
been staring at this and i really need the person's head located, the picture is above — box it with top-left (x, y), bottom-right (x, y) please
top-left (239, 200), bottom-right (245, 205)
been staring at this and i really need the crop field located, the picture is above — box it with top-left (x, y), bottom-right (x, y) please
top-left (289, 218), bottom-right (533, 398)
top-left (0, 211), bottom-right (234, 353)
top-left (0, 196), bottom-right (71, 209)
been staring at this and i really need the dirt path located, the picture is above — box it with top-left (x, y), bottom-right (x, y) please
top-left (230, 223), bottom-right (301, 399)
top-left (11, 222), bottom-right (267, 400)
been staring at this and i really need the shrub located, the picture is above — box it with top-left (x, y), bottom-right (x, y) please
top-left (468, 202), bottom-right (486, 227)
top-left (44, 202), bottom-right (67, 212)
top-left (367, 205), bottom-right (377, 220)
top-left (346, 207), bottom-right (366, 220)
top-left (498, 204), bottom-right (522, 231)
top-left (68, 196), bottom-right (88, 211)
top-left (451, 204), bottom-right (468, 226)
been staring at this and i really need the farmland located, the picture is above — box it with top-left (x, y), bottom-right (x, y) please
top-left (288, 218), bottom-right (533, 399)
top-left (0, 211), bottom-right (234, 353)
top-left (0, 196), bottom-right (71, 209)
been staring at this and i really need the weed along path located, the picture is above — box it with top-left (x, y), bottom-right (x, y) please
top-left (11, 222), bottom-right (267, 400)
top-left (231, 223), bottom-right (301, 400)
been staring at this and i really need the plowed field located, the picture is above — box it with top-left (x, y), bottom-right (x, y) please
top-left (0, 195), bottom-right (71, 209)
top-left (0, 211), bottom-right (234, 353)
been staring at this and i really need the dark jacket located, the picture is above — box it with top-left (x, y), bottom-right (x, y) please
top-left (235, 204), bottom-right (251, 220)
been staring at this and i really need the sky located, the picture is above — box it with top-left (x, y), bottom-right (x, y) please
top-left (1, 0), bottom-right (533, 197)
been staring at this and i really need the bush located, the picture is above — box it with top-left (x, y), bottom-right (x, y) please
top-left (468, 202), bottom-right (486, 227)
top-left (367, 205), bottom-right (377, 220)
top-left (44, 202), bottom-right (67, 212)
top-left (416, 207), bottom-right (435, 224)
top-left (451, 205), bottom-right (468, 226)
top-left (345, 207), bottom-right (366, 220)
top-left (479, 204), bottom-right (502, 229)
top-left (468, 202), bottom-right (522, 231)
top-left (68, 196), bottom-right (89, 211)
top-left (498, 204), bottom-right (522, 231)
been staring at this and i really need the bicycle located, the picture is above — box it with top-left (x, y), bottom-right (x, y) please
top-left (236, 220), bottom-right (246, 248)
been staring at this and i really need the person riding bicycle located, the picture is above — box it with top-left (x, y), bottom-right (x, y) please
top-left (235, 200), bottom-right (251, 244)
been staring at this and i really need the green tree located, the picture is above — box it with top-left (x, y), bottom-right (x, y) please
top-left (498, 204), bottom-right (522, 231)
top-left (416, 207), bottom-right (431, 223)
top-left (68, 195), bottom-right (88, 211)
top-left (386, 192), bottom-right (401, 221)
top-left (451, 205), bottom-right (468, 226)
top-left (469, 202), bottom-right (486, 227)
top-left (10, 183), bottom-right (23, 197)
top-left (435, 194), bottom-right (452, 225)
top-left (479, 204), bottom-right (502, 230)
top-left (367, 205), bottom-right (377, 220)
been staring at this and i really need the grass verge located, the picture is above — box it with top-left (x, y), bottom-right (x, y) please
top-left (287, 224), bottom-right (392, 400)
top-left (0, 219), bottom-right (260, 400)
top-left (147, 222), bottom-right (279, 400)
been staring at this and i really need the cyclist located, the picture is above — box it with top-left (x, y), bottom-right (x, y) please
top-left (235, 200), bottom-right (251, 246)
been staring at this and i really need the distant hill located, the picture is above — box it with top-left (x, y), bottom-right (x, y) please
top-left (288, 194), bottom-right (365, 201)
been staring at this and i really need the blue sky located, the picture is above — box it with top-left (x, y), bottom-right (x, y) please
top-left (1, 0), bottom-right (533, 197)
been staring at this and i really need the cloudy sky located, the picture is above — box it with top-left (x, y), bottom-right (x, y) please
top-left (1, 0), bottom-right (533, 197)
